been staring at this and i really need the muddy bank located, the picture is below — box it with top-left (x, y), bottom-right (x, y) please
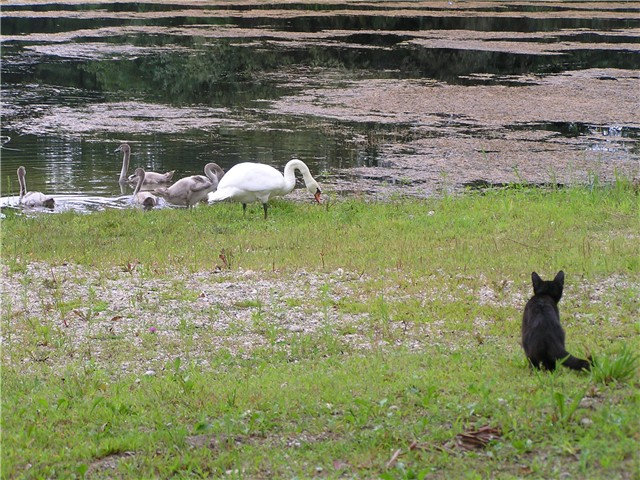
top-left (1, 0), bottom-right (639, 200)
top-left (273, 68), bottom-right (639, 197)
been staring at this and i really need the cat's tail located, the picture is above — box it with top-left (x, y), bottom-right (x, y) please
top-left (559, 351), bottom-right (592, 371)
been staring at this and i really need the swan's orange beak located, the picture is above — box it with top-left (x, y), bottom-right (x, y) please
top-left (314, 189), bottom-right (322, 203)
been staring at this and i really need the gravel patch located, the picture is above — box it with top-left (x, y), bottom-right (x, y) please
top-left (3, 261), bottom-right (636, 377)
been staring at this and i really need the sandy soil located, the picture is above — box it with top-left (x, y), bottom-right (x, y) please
top-left (3, 260), bottom-right (635, 376)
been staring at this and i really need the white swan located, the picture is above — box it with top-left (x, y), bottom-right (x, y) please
top-left (207, 159), bottom-right (321, 218)
top-left (17, 166), bottom-right (55, 208)
top-left (116, 143), bottom-right (175, 184)
top-left (131, 168), bottom-right (158, 209)
top-left (154, 163), bottom-right (224, 207)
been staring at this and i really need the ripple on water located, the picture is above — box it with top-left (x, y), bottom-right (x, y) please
top-left (0, 194), bottom-right (153, 214)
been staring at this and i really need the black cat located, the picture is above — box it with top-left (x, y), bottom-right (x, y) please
top-left (521, 271), bottom-right (591, 372)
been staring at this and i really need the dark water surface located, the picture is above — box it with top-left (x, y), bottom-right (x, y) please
top-left (1, 1), bottom-right (639, 211)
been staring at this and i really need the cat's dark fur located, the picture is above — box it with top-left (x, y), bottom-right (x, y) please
top-left (521, 271), bottom-right (591, 372)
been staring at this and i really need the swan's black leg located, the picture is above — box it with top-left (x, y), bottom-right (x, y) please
top-left (263, 203), bottom-right (268, 219)
top-left (242, 203), bottom-right (247, 216)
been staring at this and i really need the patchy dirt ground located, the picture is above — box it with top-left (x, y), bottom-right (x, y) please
top-left (3, 260), bottom-right (636, 376)
top-left (0, 262), bottom-right (463, 375)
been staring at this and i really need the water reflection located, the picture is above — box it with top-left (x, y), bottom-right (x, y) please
top-left (1, 1), bottom-right (638, 212)
top-left (0, 124), bottom-right (359, 197)
top-left (0, 194), bottom-right (132, 213)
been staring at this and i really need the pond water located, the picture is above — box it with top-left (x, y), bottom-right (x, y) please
top-left (1, 1), bottom-right (639, 211)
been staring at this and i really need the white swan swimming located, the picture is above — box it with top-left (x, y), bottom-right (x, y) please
top-left (207, 159), bottom-right (321, 218)
top-left (131, 167), bottom-right (158, 209)
top-left (116, 143), bottom-right (175, 184)
top-left (154, 163), bottom-right (224, 207)
top-left (17, 166), bottom-right (55, 208)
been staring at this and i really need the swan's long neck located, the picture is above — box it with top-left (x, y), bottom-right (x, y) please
top-left (283, 159), bottom-right (315, 192)
top-left (201, 164), bottom-right (219, 192)
top-left (211, 163), bottom-right (225, 181)
top-left (133, 171), bottom-right (144, 195)
top-left (203, 163), bottom-right (220, 184)
top-left (119, 149), bottom-right (130, 183)
top-left (17, 168), bottom-right (27, 198)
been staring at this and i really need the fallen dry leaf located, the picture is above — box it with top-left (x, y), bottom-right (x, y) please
top-left (332, 459), bottom-right (350, 470)
top-left (385, 448), bottom-right (403, 468)
top-left (519, 465), bottom-right (534, 475)
top-left (454, 425), bottom-right (502, 451)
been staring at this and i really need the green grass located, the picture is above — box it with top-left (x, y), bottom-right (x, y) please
top-left (2, 183), bottom-right (639, 479)
top-left (592, 344), bottom-right (640, 386)
top-left (3, 183), bottom-right (638, 276)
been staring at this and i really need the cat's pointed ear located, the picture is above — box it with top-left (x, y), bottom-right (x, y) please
top-left (554, 271), bottom-right (565, 286)
top-left (531, 272), bottom-right (542, 292)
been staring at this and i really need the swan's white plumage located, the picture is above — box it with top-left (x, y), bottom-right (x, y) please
top-left (208, 160), bottom-right (321, 218)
